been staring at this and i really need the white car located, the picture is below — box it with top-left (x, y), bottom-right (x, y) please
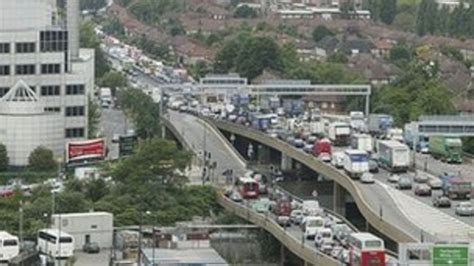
top-left (427, 178), bottom-right (442, 189)
top-left (290, 209), bottom-right (304, 225)
top-left (229, 190), bottom-right (243, 202)
top-left (360, 172), bottom-right (375, 184)
top-left (413, 172), bottom-right (429, 183)
top-left (455, 202), bottom-right (474, 216)
top-left (331, 152), bottom-right (344, 168)
top-left (388, 174), bottom-right (400, 183)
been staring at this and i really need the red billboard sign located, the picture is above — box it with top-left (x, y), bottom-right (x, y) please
top-left (66, 139), bottom-right (106, 163)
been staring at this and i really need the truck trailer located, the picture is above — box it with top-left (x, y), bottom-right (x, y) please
top-left (351, 134), bottom-right (373, 153)
top-left (328, 122), bottom-right (351, 146)
top-left (429, 136), bottom-right (463, 163)
top-left (377, 140), bottom-right (410, 172)
top-left (440, 172), bottom-right (472, 200)
top-left (404, 123), bottom-right (429, 153)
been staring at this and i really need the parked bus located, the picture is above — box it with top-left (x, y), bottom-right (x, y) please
top-left (347, 233), bottom-right (385, 266)
top-left (37, 229), bottom-right (74, 259)
top-left (0, 231), bottom-right (19, 262)
top-left (238, 177), bottom-right (259, 199)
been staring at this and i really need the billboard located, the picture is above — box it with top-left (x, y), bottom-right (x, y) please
top-left (66, 138), bottom-right (106, 163)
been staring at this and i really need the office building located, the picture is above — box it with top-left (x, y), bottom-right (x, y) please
top-left (0, 0), bottom-right (95, 166)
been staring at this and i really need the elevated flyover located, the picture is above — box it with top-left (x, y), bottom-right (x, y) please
top-left (207, 119), bottom-right (474, 243)
top-left (164, 111), bottom-right (342, 265)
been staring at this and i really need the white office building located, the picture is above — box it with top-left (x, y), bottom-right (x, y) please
top-left (51, 212), bottom-right (113, 250)
top-left (0, 0), bottom-right (95, 166)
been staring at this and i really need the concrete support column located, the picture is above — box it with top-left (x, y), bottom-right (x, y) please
top-left (281, 153), bottom-right (293, 171)
top-left (333, 182), bottom-right (346, 216)
top-left (280, 244), bottom-right (286, 266)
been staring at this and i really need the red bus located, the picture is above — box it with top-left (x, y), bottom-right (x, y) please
top-left (347, 233), bottom-right (385, 266)
top-left (239, 177), bottom-right (259, 199)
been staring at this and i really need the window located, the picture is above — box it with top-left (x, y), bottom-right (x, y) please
top-left (40, 85), bottom-right (60, 96)
top-left (44, 107), bottom-right (60, 112)
top-left (0, 43), bottom-right (10, 53)
top-left (15, 64), bottom-right (35, 75)
top-left (91, 225), bottom-right (97, 229)
top-left (15, 42), bottom-right (35, 53)
top-left (0, 87), bottom-right (9, 97)
top-left (40, 30), bottom-right (68, 52)
top-left (41, 64), bottom-right (60, 74)
top-left (0, 65), bottom-right (10, 76)
top-left (66, 84), bottom-right (85, 95)
top-left (65, 128), bottom-right (85, 138)
top-left (38, 232), bottom-right (57, 243)
top-left (65, 106), bottom-right (84, 117)
top-left (59, 237), bottom-right (73, 243)
top-left (3, 240), bottom-right (18, 246)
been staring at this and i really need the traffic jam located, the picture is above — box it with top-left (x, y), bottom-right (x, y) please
top-left (171, 95), bottom-right (473, 219)
top-left (224, 170), bottom-right (391, 266)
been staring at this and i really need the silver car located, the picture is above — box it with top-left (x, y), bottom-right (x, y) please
top-left (455, 202), bottom-right (474, 216)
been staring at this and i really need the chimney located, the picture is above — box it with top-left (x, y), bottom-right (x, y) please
top-left (67, 0), bottom-right (80, 60)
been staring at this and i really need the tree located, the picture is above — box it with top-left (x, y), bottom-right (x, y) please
top-left (88, 97), bottom-right (101, 139)
top-left (28, 146), bottom-right (57, 172)
top-left (380, 0), bottom-right (397, 24)
top-left (99, 71), bottom-right (128, 91)
top-left (311, 25), bottom-right (334, 42)
top-left (80, 22), bottom-right (110, 78)
top-left (118, 88), bottom-right (161, 139)
top-left (109, 138), bottom-right (192, 189)
top-left (416, 0), bottom-right (439, 35)
top-left (80, 0), bottom-right (107, 11)
top-left (0, 143), bottom-right (8, 171)
top-left (234, 5), bottom-right (257, 18)
top-left (389, 45), bottom-right (411, 62)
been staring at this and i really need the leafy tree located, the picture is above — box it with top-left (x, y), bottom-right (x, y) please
top-left (28, 146), bottom-right (57, 172)
top-left (311, 25), bottom-right (334, 42)
top-left (84, 178), bottom-right (110, 202)
top-left (118, 88), bottom-right (161, 139)
top-left (389, 44), bottom-right (411, 62)
top-left (88, 96), bottom-right (101, 139)
top-left (102, 17), bottom-right (125, 37)
top-left (80, 0), bottom-right (107, 11)
top-left (380, 0), bottom-right (397, 24)
top-left (393, 11), bottom-right (416, 32)
top-left (80, 22), bottom-right (110, 78)
top-left (327, 52), bottom-right (349, 63)
top-left (234, 5), bottom-right (257, 18)
top-left (99, 71), bottom-right (128, 91)
top-left (416, 0), bottom-right (439, 35)
top-left (0, 143), bottom-right (8, 172)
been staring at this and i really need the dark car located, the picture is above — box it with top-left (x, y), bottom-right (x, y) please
top-left (414, 184), bottom-right (432, 196)
top-left (368, 159), bottom-right (379, 173)
top-left (432, 195), bottom-right (451, 208)
top-left (83, 242), bottom-right (100, 254)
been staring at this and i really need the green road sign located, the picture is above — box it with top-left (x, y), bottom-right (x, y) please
top-left (432, 245), bottom-right (470, 266)
top-left (119, 135), bottom-right (138, 157)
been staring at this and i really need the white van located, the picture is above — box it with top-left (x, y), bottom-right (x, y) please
top-left (331, 152), bottom-right (344, 168)
top-left (302, 216), bottom-right (325, 240)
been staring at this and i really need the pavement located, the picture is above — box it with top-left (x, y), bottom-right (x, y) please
top-left (74, 250), bottom-right (112, 266)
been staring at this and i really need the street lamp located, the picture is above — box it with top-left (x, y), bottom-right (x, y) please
top-left (145, 211), bottom-right (156, 266)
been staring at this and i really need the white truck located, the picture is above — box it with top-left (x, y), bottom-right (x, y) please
top-left (349, 111), bottom-right (366, 132)
top-left (350, 134), bottom-right (373, 153)
top-left (387, 128), bottom-right (404, 142)
top-left (343, 149), bottom-right (369, 179)
top-left (328, 122), bottom-right (351, 146)
top-left (100, 87), bottom-right (112, 107)
top-left (377, 140), bottom-right (410, 172)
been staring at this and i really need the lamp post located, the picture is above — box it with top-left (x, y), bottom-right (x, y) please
top-left (145, 211), bottom-right (156, 266)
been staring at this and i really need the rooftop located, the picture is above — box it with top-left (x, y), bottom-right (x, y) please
top-left (142, 248), bottom-right (228, 265)
top-left (52, 212), bottom-right (113, 218)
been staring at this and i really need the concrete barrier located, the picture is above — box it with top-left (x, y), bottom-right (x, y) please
top-left (211, 119), bottom-right (416, 244)
top-left (217, 193), bottom-right (340, 265)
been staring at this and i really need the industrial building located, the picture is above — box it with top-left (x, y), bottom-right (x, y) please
top-left (0, 0), bottom-right (95, 166)
top-left (51, 212), bottom-right (113, 250)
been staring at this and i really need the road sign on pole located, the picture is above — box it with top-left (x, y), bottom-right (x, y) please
top-left (432, 244), bottom-right (470, 266)
top-left (119, 135), bottom-right (138, 157)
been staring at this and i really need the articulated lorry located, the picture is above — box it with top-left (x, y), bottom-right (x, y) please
top-left (429, 136), bottom-right (463, 163)
top-left (368, 114), bottom-right (393, 137)
top-left (328, 122), bottom-right (351, 146)
top-left (377, 140), bottom-right (410, 172)
top-left (404, 123), bottom-right (429, 153)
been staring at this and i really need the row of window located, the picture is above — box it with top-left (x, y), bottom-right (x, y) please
top-left (0, 42), bottom-right (37, 54)
top-left (0, 64), bottom-right (62, 76)
top-left (40, 30), bottom-right (68, 52)
top-left (0, 84), bottom-right (85, 98)
top-left (65, 128), bottom-right (84, 138)
top-left (44, 106), bottom-right (85, 117)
